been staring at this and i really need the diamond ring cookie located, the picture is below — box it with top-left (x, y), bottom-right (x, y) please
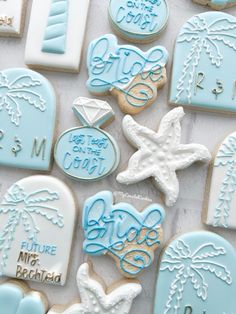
top-left (193, 0), bottom-right (236, 9)
top-left (154, 231), bottom-right (236, 314)
top-left (117, 107), bottom-right (211, 207)
top-left (48, 263), bottom-right (142, 314)
top-left (108, 0), bottom-right (169, 43)
top-left (170, 12), bottom-right (236, 114)
top-left (0, 280), bottom-right (48, 314)
top-left (204, 132), bottom-right (236, 230)
top-left (54, 97), bottom-right (120, 181)
top-left (87, 34), bottom-right (168, 115)
top-left (0, 175), bottom-right (76, 286)
top-left (0, 68), bottom-right (56, 171)
top-left (25, 0), bottom-right (90, 72)
top-left (83, 191), bottom-right (165, 278)
top-left (0, 0), bottom-right (26, 37)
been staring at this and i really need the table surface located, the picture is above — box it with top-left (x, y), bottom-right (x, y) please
top-left (1, 0), bottom-right (236, 313)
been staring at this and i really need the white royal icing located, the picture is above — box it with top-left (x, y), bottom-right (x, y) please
top-left (206, 131), bottom-right (236, 230)
top-left (0, 175), bottom-right (76, 285)
top-left (25, 0), bottom-right (90, 72)
top-left (117, 107), bottom-right (211, 207)
top-left (0, 0), bottom-right (25, 37)
top-left (48, 263), bottom-right (142, 314)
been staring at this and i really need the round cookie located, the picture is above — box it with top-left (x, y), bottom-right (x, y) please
top-left (193, 0), bottom-right (236, 9)
top-left (154, 231), bottom-right (236, 313)
top-left (0, 67), bottom-right (56, 171)
top-left (0, 175), bottom-right (76, 285)
top-left (117, 107), bottom-right (211, 207)
top-left (82, 191), bottom-right (165, 278)
top-left (48, 263), bottom-right (142, 314)
top-left (108, 0), bottom-right (169, 43)
top-left (54, 97), bottom-right (120, 181)
top-left (87, 34), bottom-right (168, 115)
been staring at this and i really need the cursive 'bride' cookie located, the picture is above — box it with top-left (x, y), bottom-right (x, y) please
top-left (0, 175), bottom-right (76, 285)
top-left (0, 68), bottom-right (56, 171)
top-left (25, 0), bottom-right (90, 72)
top-left (87, 34), bottom-right (168, 115)
top-left (0, 280), bottom-right (48, 314)
top-left (117, 107), bottom-right (211, 207)
top-left (108, 0), bottom-right (169, 43)
top-left (48, 263), bottom-right (142, 314)
top-left (193, 0), bottom-right (236, 9)
top-left (0, 0), bottom-right (26, 37)
top-left (204, 131), bottom-right (236, 230)
top-left (170, 12), bottom-right (236, 114)
top-left (83, 191), bottom-right (165, 278)
top-left (154, 231), bottom-right (236, 314)
top-left (54, 97), bottom-right (120, 181)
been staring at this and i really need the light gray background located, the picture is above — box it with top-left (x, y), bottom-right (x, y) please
top-left (0, 0), bottom-right (236, 313)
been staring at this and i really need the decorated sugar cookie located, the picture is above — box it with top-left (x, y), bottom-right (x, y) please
top-left (170, 12), bottom-right (236, 114)
top-left (83, 191), bottom-right (165, 278)
top-left (193, 0), bottom-right (236, 9)
top-left (0, 281), bottom-right (48, 314)
top-left (0, 0), bottom-right (26, 37)
top-left (154, 231), bottom-right (236, 314)
top-left (117, 107), bottom-right (211, 207)
top-left (0, 68), bottom-right (56, 171)
top-left (108, 0), bottom-right (169, 43)
top-left (204, 132), bottom-right (236, 229)
top-left (48, 263), bottom-right (142, 314)
top-left (0, 175), bottom-right (76, 285)
top-left (87, 34), bottom-right (168, 115)
top-left (25, 0), bottom-right (90, 72)
top-left (54, 97), bottom-right (120, 181)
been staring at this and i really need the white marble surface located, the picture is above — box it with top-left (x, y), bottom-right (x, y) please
top-left (0, 0), bottom-right (236, 313)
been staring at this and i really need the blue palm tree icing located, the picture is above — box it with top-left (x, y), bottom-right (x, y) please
top-left (87, 34), bottom-right (168, 109)
top-left (154, 231), bottom-right (236, 314)
top-left (82, 191), bottom-right (165, 277)
top-left (42, 0), bottom-right (69, 54)
top-left (170, 12), bottom-right (236, 113)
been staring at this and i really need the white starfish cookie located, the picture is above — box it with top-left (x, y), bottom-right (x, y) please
top-left (48, 263), bottom-right (142, 314)
top-left (117, 107), bottom-right (211, 207)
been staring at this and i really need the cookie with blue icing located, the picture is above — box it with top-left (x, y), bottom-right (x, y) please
top-left (0, 280), bottom-right (48, 314)
top-left (193, 0), bottom-right (236, 9)
top-left (170, 12), bottom-right (236, 114)
top-left (82, 191), bottom-right (165, 278)
top-left (87, 34), bottom-right (168, 115)
top-left (108, 0), bottom-right (169, 43)
top-left (54, 97), bottom-right (120, 181)
top-left (0, 67), bottom-right (56, 171)
top-left (154, 231), bottom-right (236, 314)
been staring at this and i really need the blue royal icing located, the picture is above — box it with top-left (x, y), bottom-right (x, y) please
top-left (196, 0), bottom-right (236, 8)
top-left (0, 68), bottom-right (56, 170)
top-left (42, 0), bottom-right (69, 54)
top-left (109, 0), bottom-right (169, 42)
top-left (0, 282), bottom-right (46, 314)
top-left (83, 191), bottom-right (165, 277)
top-left (170, 12), bottom-right (236, 113)
top-left (87, 34), bottom-right (168, 108)
top-left (54, 97), bottom-right (120, 181)
top-left (154, 231), bottom-right (236, 314)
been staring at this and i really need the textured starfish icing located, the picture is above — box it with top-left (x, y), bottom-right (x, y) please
top-left (117, 107), bottom-right (211, 207)
top-left (48, 263), bottom-right (142, 314)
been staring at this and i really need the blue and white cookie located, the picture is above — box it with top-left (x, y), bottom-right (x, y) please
top-left (108, 0), bottom-right (169, 43)
top-left (87, 34), bottom-right (168, 115)
top-left (193, 0), bottom-right (236, 9)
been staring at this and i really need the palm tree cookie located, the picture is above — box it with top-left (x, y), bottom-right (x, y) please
top-left (154, 231), bottom-right (236, 314)
top-left (0, 175), bottom-right (76, 285)
top-left (170, 12), bottom-right (236, 114)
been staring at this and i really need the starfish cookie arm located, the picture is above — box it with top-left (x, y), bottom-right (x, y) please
top-left (171, 144), bottom-right (211, 170)
top-left (153, 170), bottom-right (179, 207)
top-left (117, 150), bottom-right (154, 184)
top-left (122, 115), bottom-right (157, 148)
top-left (157, 107), bottom-right (185, 146)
